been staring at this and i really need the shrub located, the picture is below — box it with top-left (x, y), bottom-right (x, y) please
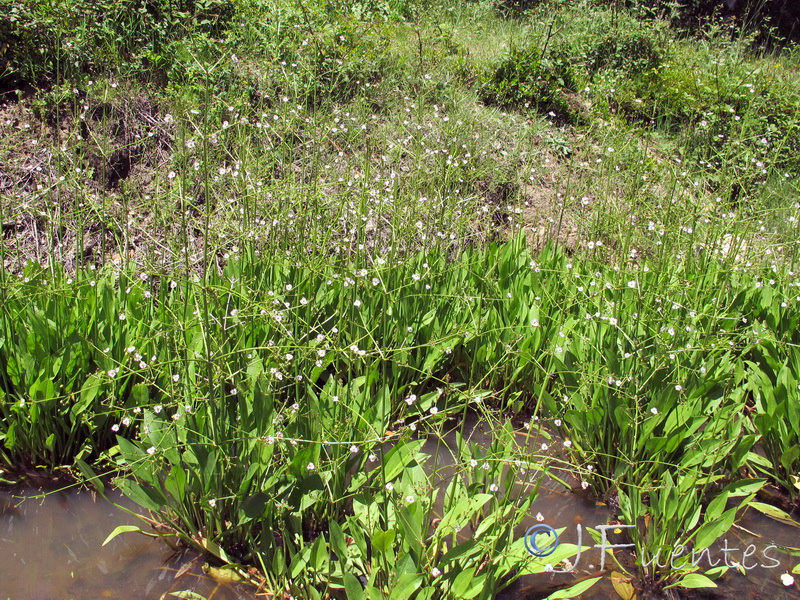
top-left (480, 44), bottom-right (578, 122)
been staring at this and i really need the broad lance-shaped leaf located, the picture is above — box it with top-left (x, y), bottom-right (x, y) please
top-left (748, 501), bottom-right (800, 529)
top-left (544, 576), bottom-right (602, 599)
top-left (667, 573), bottom-right (717, 589)
top-left (102, 525), bottom-right (157, 546)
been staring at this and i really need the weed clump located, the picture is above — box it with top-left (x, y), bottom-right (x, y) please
top-left (480, 45), bottom-right (579, 122)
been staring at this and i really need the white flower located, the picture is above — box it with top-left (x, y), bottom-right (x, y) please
top-left (781, 573), bottom-right (795, 586)
top-left (122, 417), bottom-right (130, 426)
top-left (172, 374), bottom-right (180, 382)
top-left (350, 445), bottom-right (359, 454)
top-left (609, 317), bottom-right (618, 326)
top-left (536, 512), bottom-right (544, 522)
top-left (353, 299), bottom-right (362, 307)
top-left (208, 498), bottom-right (217, 508)
top-left (405, 494), bottom-right (415, 503)
top-left (385, 482), bottom-right (394, 492)
top-left (111, 424), bottom-right (120, 432)
top-left (405, 394), bottom-right (417, 406)
top-left (554, 419), bottom-right (562, 426)
top-left (470, 459), bottom-right (478, 468)
top-left (544, 564), bottom-right (554, 573)
top-left (541, 443), bottom-right (548, 451)
top-left (674, 384), bottom-right (682, 391)
top-left (146, 446), bottom-right (156, 455)
top-left (531, 318), bottom-right (540, 327)
top-left (412, 273), bottom-right (421, 281)
top-left (563, 440), bottom-right (572, 448)
top-left (431, 567), bottom-right (441, 578)
top-left (154, 404), bottom-right (163, 414)
top-left (230, 388), bottom-right (238, 395)
top-left (489, 483), bottom-right (499, 492)
top-left (651, 407), bottom-right (658, 415)
top-left (581, 481), bottom-right (590, 489)
top-left (369, 453), bottom-right (378, 462)
top-left (429, 407), bottom-right (438, 415)
top-left (307, 462), bottom-right (316, 471)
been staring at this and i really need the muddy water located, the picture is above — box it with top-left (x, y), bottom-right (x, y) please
top-left (0, 487), bottom-right (251, 600)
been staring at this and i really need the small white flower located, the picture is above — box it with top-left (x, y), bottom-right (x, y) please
top-left (307, 462), bottom-right (315, 471)
top-left (122, 417), bottom-right (131, 426)
top-left (172, 374), bottom-right (180, 382)
top-left (563, 440), bottom-right (572, 448)
top-left (470, 459), bottom-right (478, 468)
top-left (154, 404), bottom-right (163, 414)
top-left (431, 567), bottom-right (441, 578)
top-left (675, 384), bottom-right (682, 391)
top-left (429, 407), bottom-right (438, 415)
top-left (489, 483), bottom-right (499, 492)
top-left (230, 388), bottom-right (238, 395)
top-left (369, 453), bottom-right (378, 462)
top-left (208, 498), bottom-right (217, 508)
top-left (541, 443), bottom-right (549, 451)
top-left (405, 494), bottom-right (415, 503)
top-left (544, 564), bottom-right (554, 573)
top-left (353, 299), bottom-right (362, 307)
top-left (536, 512), bottom-right (544, 522)
top-left (554, 419), bottom-right (562, 426)
top-left (581, 481), bottom-right (590, 489)
top-left (111, 424), bottom-right (120, 432)
top-left (350, 445), bottom-right (359, 454)
top-left (146, 446), bottom-right (156, 455)
top-left (385, 482), bottom-right (394, 491)
top-left (405, 394), bottom-right (417, 406)
top-left (781, 573), bottom-right (795, 586)
top-left (651, 407), bottom-right (658, 415)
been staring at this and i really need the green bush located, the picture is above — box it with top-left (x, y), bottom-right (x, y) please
top-left (480, 44), bottom-right (578, 121)
top-left (0, 0), bottom-right (235, 87)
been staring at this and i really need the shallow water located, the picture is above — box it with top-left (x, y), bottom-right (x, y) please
top-left (0, 486), bottom-right (252, 600)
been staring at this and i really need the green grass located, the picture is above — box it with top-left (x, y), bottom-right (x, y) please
top-left (2, 0), bottom-right (800, 598)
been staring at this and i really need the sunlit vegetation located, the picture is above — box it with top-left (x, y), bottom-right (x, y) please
top-left (2, 0), bottom-right (800, 598)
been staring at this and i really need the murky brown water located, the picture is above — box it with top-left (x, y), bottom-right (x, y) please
top-left (0, 486), bottom-right (252, 600)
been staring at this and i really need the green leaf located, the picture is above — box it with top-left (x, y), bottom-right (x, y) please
top-left (75, 458), bottom-right (105, 495)
top-left (670, 573), bottom-right (717, 589)
top-left (389, 572), bottom-right (423, 600)
top-left (748, 501), bottom-right (800, 529)
top-left (344, 572), bottom-right (365, 600)
top-left (102, 524), bottom-right (145, 546)
top-left (242, 492), bottom-right (269, 519)
top-left (544, 576), bottom-right (602, 599)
